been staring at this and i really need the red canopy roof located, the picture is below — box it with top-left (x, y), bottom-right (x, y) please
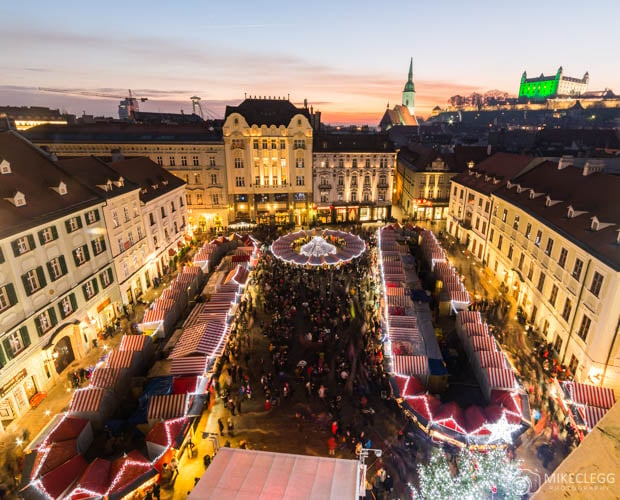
top-left (39, 454), bottom-right (88, 499)
top-left (172, 376), bottom-right (198, 394)
top-left (393, 374), bottom-right (424, 398)
top-left (404, 394), bottom-right (440, 422)
top-left (72, 457), bottom-right (111, 496)
top-left (34, 440), bottom-right (78, 477)
top-left (45, 417), bottom-right (90, 444)
top-left (146, 417), bottom-right (190, 447)
top-left (108, 450), bottom-right (157, 496)
top-left (434, 401), bottom-right (467, 434)
top-left (464, 406), bottom-right (491, 436)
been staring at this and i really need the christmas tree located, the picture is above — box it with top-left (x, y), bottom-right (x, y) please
top-left (411, 447), bottom-right (528, 499)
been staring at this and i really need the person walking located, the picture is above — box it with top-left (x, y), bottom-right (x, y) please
top-left (227, 417), bottom-right (234, 437)
top-left (328, 436), bottom-right (337, 456)
top-left (218, 418), bottom-right (224, 436)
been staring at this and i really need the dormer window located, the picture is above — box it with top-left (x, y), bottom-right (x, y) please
top-left (591, 217), bottom-right (600, 231)
top-left (0, 158), bottom-right (11, 174)
top-left (6, 191), bottom-right (26, 207)
top-left (529, 190), bottom-right (535, 199)
top-left (51, 181), bottom-right (67, 195)
top-left (567, 205), bottom-right (575, 218)
top-left (113, 177), bottom-right (124, 188)
top-left (506, 181), bottom-right (513, 189)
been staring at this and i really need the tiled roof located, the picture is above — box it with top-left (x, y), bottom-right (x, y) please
top-left (495, 161), bottom-right (620, 270)
top-left (450, 153), bottom-right (535, 195)
top-left (24, 122), bottom-right (223, 143)
top-left (106, 157), bottom-right (186, 203)
top-left (58, 157), bottom-right (139, 197)
top-left (224, 98), bottom-right (310, 127)
top-left (313, 133), bottom-right (395, 152)
top-left (0, 131), bottom-right (101, 239)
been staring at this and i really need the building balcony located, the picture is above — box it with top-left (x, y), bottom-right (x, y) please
top-left (377, 182), bottom-right (389, 188)
top-left (318, 183), bottom-right (332, 190)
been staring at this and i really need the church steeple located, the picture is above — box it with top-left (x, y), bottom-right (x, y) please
top-left (402, 58), bottom-right (416, 116)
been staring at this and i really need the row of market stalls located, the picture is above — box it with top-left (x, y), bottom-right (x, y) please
top-left (21, 234), bottom-right (260, 499)
top-left (553, 379), bottom-right (616, 441)
top-left (139, 265), bottom-right (204, 338)
top-left (420, 230), bottom-right (471, 313)
top-left (378, 224), bottom-right (530, 448)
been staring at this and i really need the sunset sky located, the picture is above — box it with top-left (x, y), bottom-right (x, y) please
top-left (1, 0), bottom-right (618, 125)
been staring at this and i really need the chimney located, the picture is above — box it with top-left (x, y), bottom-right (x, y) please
top-left (558, 155), bottom-right (573, 170)
top-left (582, 159), bottom-right (605, 176)
top-left (111, 148), bottom-right (124, 162)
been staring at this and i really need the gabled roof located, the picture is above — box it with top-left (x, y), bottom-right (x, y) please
top-left (106, 157), bottom-right (186, 203)
top-left (224, 98), bottom-right (310, 127)
top-left (58, 157), bottom-right (139, 198)
top-left (495, 161), bottom-right (620, 270)
top-left (379, 105), bottom-right (418, 129)
top-left (450, 153), bottom-right (535, 195)
top-left (0, 131), bottom-right (102, 239)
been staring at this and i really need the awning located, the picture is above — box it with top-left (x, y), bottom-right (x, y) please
top-left (392, 355), bottom-right (428, 375)
top-left (147, 394), bottom-right (188, 420)
top-left (119, 335), bottom-right (148, 351)
top-left (170, 356), bottom-right (209, 376)
top-left (90, 367), bottom-right (123, 389)
top-left (486, 368), bottom-right (517, 390)
top-left (105, 350), bottom-right (137, 369)
top-left (69, 388), bottom-right (106, 413)
top-left (471, 335), bottom-right (496, 352)
top-left (464, 322), bottom-right (489, 337)
top-left (477, 351), bottom-right (508, 369)
top-left (578, 405), bottom-right (609, 431)
top-left (142, 309), bottom-right (165, 323)
top-left (564, 381), bottom-right (616, 409)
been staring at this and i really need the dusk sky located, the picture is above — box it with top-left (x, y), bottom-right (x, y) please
top-left (1, 0), bottom-right (618, 125)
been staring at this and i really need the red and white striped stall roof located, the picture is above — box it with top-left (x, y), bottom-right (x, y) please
top-left (458, 311), bottom-right (482, 325)
top-left (153, 298), bottom-right (175, 313)
top-left (232, 267), bottom-right (249, 285)
top-left (175, 273), bottom-right (194, 284)
top-left (161, 288), bottom-right (182, 302)
top-left (170, 356), bottom-right (209, 375)
top-left (464, 322), bottom-right (489, 337)
top-left (170, 321), bottom-right (228, 359)
top-left (105, 350), bottom-right (136, 369)
top-left (471, 335), bottom-right (497, 352)
top-left (449, 290), bottom-right (470, 303)
top-left (392, 356), bottom-right (428, 376)
top-left (387, 296), bottom-right (412, 308)
top-left (486, 368), bottom-right (517, 390)
top-left (385, 287), bottom-right (407, 296)
top-left (147, 394), bottom-right (187, 420)
top-left (567, 382), bottom-right (616, 409)
top-left (119, 335), bottom-right (147, 351)
top-left (182, 266), bottom-right (201, 275)
top-left (235, 246), bottom-right (255, 256)
top-left (388, 316), bottom-right (417, 329)
top-left (578, 405), bottom-right (609, 431)
top-left (69, 388), bottom-right (105, 413)
top-left (143, 309), bottom-right (165, 323)
top-left (477, 351), bottom-right (508, 369)
top-left (89, 367), bottom-right (122, 389)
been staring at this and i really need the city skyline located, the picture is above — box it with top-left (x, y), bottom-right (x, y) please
top-left (1, 0), bottom-right (619, 124)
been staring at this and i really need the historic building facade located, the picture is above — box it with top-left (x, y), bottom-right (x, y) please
top-left (222, 98), bottom-right (314, 225)
top-left (0, 132), bottom-right (120, 430)
top-left (312, 133), bottom-right (396, 223)
top-left (519, 66), bottom-right (589, 99)
top-left (486, 161), bottom-right (620, 390)
top-left (24, 124), bottom-right (228, 230)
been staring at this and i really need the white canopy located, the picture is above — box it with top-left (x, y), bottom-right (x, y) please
top-left (189, 448), bottom-right (359, 499)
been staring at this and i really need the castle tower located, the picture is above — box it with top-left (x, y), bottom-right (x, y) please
top-left (402, 58), bottom-right (416, 116)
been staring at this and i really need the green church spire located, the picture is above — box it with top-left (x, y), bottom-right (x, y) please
top-left (403, 57), bottom-right (415, 92)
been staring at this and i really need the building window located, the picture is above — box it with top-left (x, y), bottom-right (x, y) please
top-left (149, 213), bottom-right (156, 226)
top-left (73, 244), bottom-right (90, 266)
top-left (320, 193), bottom-right (329, 203)
top-left (280, 140), bottom-right (286, 149)
top-left (569, 355), bottom-right (579, 376)
top-left (181, 156), bottom-right (187, 166)
top-left (558, 248), bottom-right (568, 268)
top-left (295, 176), bottom-right (305, 186)
top-left (351, 175), bottom-right (358, 187)
top-left (137, 226), bottom-right (143, 240)
top-left (123, 207), bottom-right (130, 222)
top-left (157, 156), bottom-right (163, 166)
top-left (501, 209), bottom-right (507, 222)
top-left (38, 226), bottom-right (58, 245)
top-left (22, 267), bottom-right (46, 295)
top-left (534, 230), bottom-right (542, 247)
top-left (12, 235), bottom-right (35, 257)
top-left (525, 223), bottom-right (532, 239)
top-left (363, 175), bottom-right (371, 188)
top-left (234, 157), bottom-right (243, 169)
top-left (296, 157), bottom-right (305, 169)
top-left (179, 196), bottom-right (184, 207)
top-left (507, 244), bottom-right (513, 260)
top-left (513, 215), bottom-right (520, 230)
top-left (262, 139), bottom-right (268, 149)
top-left (66, 216), bottom-right (83, 233)
top-left (196, 193), bottom-right (203, 204)
top-left (171, 201), bottom-right (176, 213)
top-left (482, 221), bottom-right (487, 234)
top-left (128, 231), bottom-right (134, 245)
top-left (545, 238), bottom-right (554, 256)
top-left (85, 209), bottom-right (100, 225)
top-left (211, 193), bottom-right (219, 205)
top-left (4, 329), bottom-right (30, 358)
top-left (338, 176), bottom-right (344, 186)
top-left (253, 139), bottom-right (259, 149)
top-left (518, 253), bottom-right (525, 271)
top-left (453, 186), bottom-right (457, 197)
top-left (475, 218), bottom-right (480, 231)
top-left (122, 260), bottom-right (129, 277)
top-left (0, 284), bottom-right (17, 312)
top-left (527, 262), bottom-right (534, 281)
top-left (577, 315), bottom-right (591, 342)
top-left (553, 333), bottom-right (562, 353)
top-left (352, 159), bottom-right (358, 169)
top-left (59, 294), bottom-right (76, 319)
top-left (161, 206), bottom-right (167, 218)
top-left (497, 235), bottom-right (503, 251)
top-left (549, 284), bottom-right (558, 307)
top-left (255, 175), bottom-right (261, 186)
top-left (169, 156), bottom-right (175, 166)
top-left (537, 272), bottom-right (545, 292)
top-left (133, 202), bottom-right (139, 218)
top-left (572, 258), bottom-right (583, 281)
top-left (117, 237), bottom-right (123, 253)
top-left (211, 174), bottom-right (217, 185)
top-left (193, 155), bottom-right (200, 166)
top-left (294, 139), bottom-right (305, 149)
top-left (365, 159), bottom-right (370, 168)
top-left (235, 176), bottom-right (245, 187)
top-left (82, 279), bottom-right (99, 301)
top-left (153, 236), bottom-right (158, 248)
top-left (561, 298), bottom-right (572, 322)
top-left (112, 210), bottom-right (120, 228)
top-left (46, 255), bottom-right (68, 281)
top-left (351, 191), bottom-right (357, 202)
top-left (489, 228), bottom-right (494, 243)
top-left (35, 308), bottom-right (57, 336)
top-left (590, 271), bottom-right (604, 297)
top-left (363, 192), bottom-right (370, 202)
top-left (378, 191), bottom-right (385, 201)
top-left (100, 268), bottom-right (114, 289)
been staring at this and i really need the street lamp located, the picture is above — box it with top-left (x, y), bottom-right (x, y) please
top-left (358, 448), bottom-right (382, 495)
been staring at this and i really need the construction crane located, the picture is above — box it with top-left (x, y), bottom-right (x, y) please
top-left (39, 88), bottom-right (148, 120)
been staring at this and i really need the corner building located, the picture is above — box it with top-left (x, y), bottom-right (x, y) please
top-left (486, 161), bottom-right (620, 391)
top-left (223, 98), bottom-right (314, 225)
